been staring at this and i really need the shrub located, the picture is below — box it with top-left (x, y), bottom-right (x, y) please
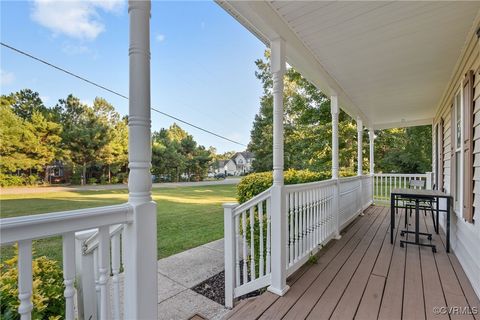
top-left (0, 174), bottom-right (39, 187)
top-left (0, 247), bottom-right (64, 320)
top-left (25, 175), bottom-right (39, 186)
top-left (70, 170), bottom-right (82, 185)
top-left (237, 169), bottom-right (329, 203)
top-left (100, 175), bottom-right (108, 184)
top-left (87, 177), bottom-right (97, 185)
top-left (116, 172), bottom-right (128, 184)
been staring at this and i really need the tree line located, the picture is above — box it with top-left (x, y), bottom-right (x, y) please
top-left (0, 89), bottom-right (222, 186)
top-left (248, 51), bottom-right (432, 175)
top-left (1, 52), bottom-right (431, 187)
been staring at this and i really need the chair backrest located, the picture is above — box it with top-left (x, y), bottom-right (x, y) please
top-left (409, 179), bottom-right (425, 189)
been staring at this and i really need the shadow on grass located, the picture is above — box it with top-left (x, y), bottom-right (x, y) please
top-left (1, 185), bottom-right (237, 262)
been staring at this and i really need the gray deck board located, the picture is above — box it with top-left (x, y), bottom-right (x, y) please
top-left (224, 206), bottom-right (479, 320)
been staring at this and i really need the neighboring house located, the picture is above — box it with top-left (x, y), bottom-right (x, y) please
top-left (215, 151), bottom-right (255, 176)
top-left (216, 159), bottom-right (237, 176)
top-left (232, 151), bottom-right (255, 174)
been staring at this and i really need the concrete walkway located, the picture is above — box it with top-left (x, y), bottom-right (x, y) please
top-left (156, 239), bottom-right (228, 320)
top-left (1, 178), bottom-right (240, 195)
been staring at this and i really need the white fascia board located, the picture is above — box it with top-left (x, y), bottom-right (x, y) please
top-left (216, 0), bottom-right (371, 127)
top-left (373, 118), bottom-right (433, 130)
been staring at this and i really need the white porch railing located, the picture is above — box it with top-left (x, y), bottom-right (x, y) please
top-left (0, 204), bottom-right (133, 320)
top-left (223, 175), bottom-right (374, 308)
top-left (373, 172), bottom-right (433, 203)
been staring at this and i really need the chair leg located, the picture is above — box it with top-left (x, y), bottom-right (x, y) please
top-left (430, 206), bottom-right (437, 233)
top-left (405, 207), bottom-right (409, 228)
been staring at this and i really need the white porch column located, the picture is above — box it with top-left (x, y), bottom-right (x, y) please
top-left (331, 95), bottom-right (341, 239)
top-left (331, 95), bottom-right (339, 180)
top-left (357, 117), bottom-right (363, 176)
top-left (268, 38), bottom-right (289, 296)
top-left (124, 1), bottom-right (158, 319)
top-left (369, 128), bottom-right (374, 175)
top-left (357, 117), bottom-right (364, 215)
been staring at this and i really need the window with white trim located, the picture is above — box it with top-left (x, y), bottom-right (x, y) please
top-left (454, 89), bottom-right (463, 212)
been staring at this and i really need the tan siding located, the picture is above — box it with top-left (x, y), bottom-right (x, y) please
top-left (432, 18), bottom-right (480, 299)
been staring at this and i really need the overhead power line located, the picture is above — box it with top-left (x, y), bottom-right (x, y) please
top-left (1, 42), bottom-right (247, 147)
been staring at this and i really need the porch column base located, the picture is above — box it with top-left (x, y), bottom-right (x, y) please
top-left (267, 284), bottom-right (290, 296)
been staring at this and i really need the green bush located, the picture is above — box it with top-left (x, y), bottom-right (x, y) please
top-left (70, 169), bottom-right (82, 185)
top-left (0, 247), bottom-right (64, 320)
top-left (116, 172), bottom-right (128, 184)
top-left (0, 174), bottom-right (39, 187)
top-left (237, 169), bottom-right (329, 203)
top-left (87, 177), bottom-right (97, 185)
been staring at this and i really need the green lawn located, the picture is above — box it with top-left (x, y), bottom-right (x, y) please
top-left (0, 185), bottom-right (237, 262)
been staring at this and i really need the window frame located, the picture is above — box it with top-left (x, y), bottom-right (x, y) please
top-left (453, 86), bottom-right (464, 215)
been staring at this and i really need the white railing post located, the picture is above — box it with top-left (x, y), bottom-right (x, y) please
top-left (331, 94), bottom-right (341, 239)
top-left (75, 230), bottom-right (97, 320)
top-left (124, 1), bottom-right (158, 319)
top-left (18, 240), bottom-right (33, 320)
top-left (334, 180), bottom-right (341, 239)
top-left (268, 37), bottom-right (289, 297)
top-left (62, 233), bottom-right (76, 320)
top-left (426, 172), bottom-right (433, 190)
top-left (223, 203), bottom-right (238, 309)
top-left (369, 128), bottom-right (375, 204)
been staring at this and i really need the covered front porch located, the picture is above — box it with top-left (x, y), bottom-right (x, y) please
top-left (224, 205), bottom-right (480, 319)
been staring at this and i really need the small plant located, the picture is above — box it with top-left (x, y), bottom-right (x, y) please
top-left (307, 253), bottom-right (318, 265)
top-left (0, 246), bottom-right (64, 320)
top-left (87, 177), bottom-right (97, 185)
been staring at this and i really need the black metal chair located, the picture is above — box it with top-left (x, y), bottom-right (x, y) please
top-left (403, 180), bottom-right (437, 235)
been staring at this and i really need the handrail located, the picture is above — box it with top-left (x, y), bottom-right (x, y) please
top-left (233, 187), bottom-right (272, 214)
top-left (83, 223), bottom-right (124, 254)
top-left (284, 178), bottom-right (336, 192)
top-left (374, 173), bottom-right (427, 178)
top-left (0, 203), bottom-right (133, 244)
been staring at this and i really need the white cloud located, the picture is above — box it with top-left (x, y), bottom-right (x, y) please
top-left (0, 69), bottom-right (15, 86)
top-left (31, 0), bottom-right (125, 41)
top-left (61, 43), bottom-right (91, 55)
top-left (155, 34), bottom-right (165, 43)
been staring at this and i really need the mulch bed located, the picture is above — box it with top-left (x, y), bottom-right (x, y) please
top-left (191, 270), bottom-right (263, 306)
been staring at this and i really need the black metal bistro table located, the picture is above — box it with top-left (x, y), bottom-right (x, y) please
top-left (390, 189), bottom-right (451, 253)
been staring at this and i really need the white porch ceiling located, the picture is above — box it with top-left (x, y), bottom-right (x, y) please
top-left (218, 1), bottom-right (480, 129)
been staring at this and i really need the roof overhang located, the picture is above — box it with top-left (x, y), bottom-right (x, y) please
top-left (217, 1), bottom-right (480, 130)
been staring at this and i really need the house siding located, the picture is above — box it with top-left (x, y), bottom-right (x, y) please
top-left (433, 19), bottom-right (480, 298)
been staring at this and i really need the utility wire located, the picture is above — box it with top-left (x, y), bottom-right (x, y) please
top-left (1, 42), bottom-right (247, 147)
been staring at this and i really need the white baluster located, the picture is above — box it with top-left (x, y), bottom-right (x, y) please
top-left (242, 211), bottom-right (248, 284)
top-left (112, 232), bottom-right (121, 320)
top-left (313, 189), bottom-right (317, 246)
top-left (235, 215), bottom-right (241, 285)
top-left (98, 226), bottom-right (111, 320)
top-left (249, 207), bottom-right (256, 280)
top-left (63, 233), bottom-right (75, 320)
top-left (18, 240), bottom-right (33, 320)
top-left (294, 192), bottom-right (299, 261)
top-left (266, 198), bottom-right (271, 274)
top-left (307, 190), bottom-right (313, 250)
top-left (288, 193), bottom-right (293, 266)
top-left (259, 202), bottom-right (265, 276)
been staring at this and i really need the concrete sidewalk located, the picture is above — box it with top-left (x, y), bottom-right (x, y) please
top-left (156, 239), bottom-right (228, 320)
top-left (112, 239), bottom-right (228, 320)
top-left (1, 178), bottom-right (240, 195)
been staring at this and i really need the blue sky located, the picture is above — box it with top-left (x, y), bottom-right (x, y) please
top-left (0, 0), bottom-right (266, 153)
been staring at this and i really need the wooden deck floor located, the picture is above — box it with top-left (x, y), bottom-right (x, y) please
top-left (224, 206), bottom-right (480, 320)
